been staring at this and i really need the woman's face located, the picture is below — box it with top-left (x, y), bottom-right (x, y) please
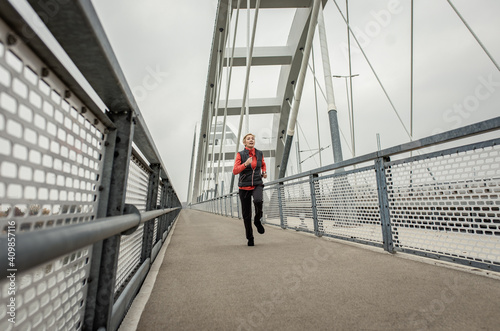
top-left (244, 135), bottom-right (255, 148)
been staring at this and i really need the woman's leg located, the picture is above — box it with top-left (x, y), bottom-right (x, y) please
top-left (252, 185), bottom-right (265, 234)
top-left (239, 189), bottom-right (254, 245)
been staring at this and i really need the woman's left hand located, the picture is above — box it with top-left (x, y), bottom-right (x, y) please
top-left (262, 172), bottom-right (267, 179)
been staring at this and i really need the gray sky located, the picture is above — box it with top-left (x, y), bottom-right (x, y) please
top-left (92, 0), bottom-right (500, 201)
top-left (92, 0), bottom-right (219, 201)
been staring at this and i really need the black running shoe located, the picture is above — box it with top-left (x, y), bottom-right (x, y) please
top-left (255, 221), bottom-right (265, 234)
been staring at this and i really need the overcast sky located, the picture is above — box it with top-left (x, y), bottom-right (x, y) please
top-left (91, 0), bottom-right (500, 201)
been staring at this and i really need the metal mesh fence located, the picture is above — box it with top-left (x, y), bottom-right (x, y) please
top-left (316, 167), bottom-right (383, 244)
top-left (192, 139), bottom-right (500, 271)
top-left (152, 181), bottom-right (162, 244)
top-left (0, 18), bottom-right (105, 331)
top-left (115, 156), bottom-right (149, 295)
top-left (387, 144), bottom-right (500, 266)
top-left (231, 193), bottom-right (239, 218)
top-left (263, 184), bottom-right (280, 226)
top-left (125, 155), bottom-right (149, 212)
top-left (281, 179), bottom-right (313, 232)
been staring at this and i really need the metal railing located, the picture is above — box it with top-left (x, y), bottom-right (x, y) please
top-left (192, 117), bottom-right (500, 273)
top-left (0, 1), bottom-right (181, 330)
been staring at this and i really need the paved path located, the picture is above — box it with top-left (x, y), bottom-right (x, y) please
top-left (131, 209), bottom-right (500, 330)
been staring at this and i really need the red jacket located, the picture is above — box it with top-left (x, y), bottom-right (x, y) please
top-left (233, 147), bottom-right (267, 190)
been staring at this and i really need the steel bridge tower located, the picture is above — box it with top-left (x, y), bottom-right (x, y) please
top-left (190, 0), bottom-right (344, 203)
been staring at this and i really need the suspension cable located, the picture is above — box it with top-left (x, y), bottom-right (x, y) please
top-left (446, 0), bottom-right (499, 72)
top-left (286, 74), bottom-right (354, 157)
top-left (410, 0), bottom-right (414, 140)
top-left (302, 47), bottom-right (327, 100)
top-left (311, 45), bottom-right (322, 166)
top-left (346, 0), bottom-right (355, 155)
top-left (332, 0), bottom-right (412, 140)
top-left (297, 121), bottom-right (319, 168)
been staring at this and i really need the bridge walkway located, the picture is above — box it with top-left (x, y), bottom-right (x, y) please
top-left (122, 209), bottom-right (500, 330)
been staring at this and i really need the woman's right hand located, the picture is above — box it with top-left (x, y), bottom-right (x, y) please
top-left (244, 157), bottom-right (252, 166)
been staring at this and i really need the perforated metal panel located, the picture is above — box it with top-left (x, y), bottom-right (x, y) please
top-left (115, 156), bottom-right (150, 295)
top-left (0, 250), bottom-right (90, 331)
top-left (281, 179), bottom-right (313, 232)
top-left (192, 141), bottom-right (500, 271)
top-left (316, 168), bottom-right (383, 244)
top-left (124, 155), bottom-right (150, 212)
top-left (263, 185), bottom-right (280, 226)
top-left (152, 181), bottom-right (162, 244)
top-left (0, 18), bottom-right (106, 331)
top-left (157, 181), bottom-right (162, 208)
top-left (387, 143), bottom-right (500, 266)
top-left (231, 193), bottom-right (239, 218)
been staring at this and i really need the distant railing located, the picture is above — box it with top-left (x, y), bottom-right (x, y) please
top-left (192, 117), bottom-right (500, 273)
top-left (0, 2), bottom-right (181, 331)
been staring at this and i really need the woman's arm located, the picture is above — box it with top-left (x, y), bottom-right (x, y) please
top-left (233, 153), bottom-right (246, 175)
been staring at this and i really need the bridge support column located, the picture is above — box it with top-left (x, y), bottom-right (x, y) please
top-left (318, 4), bottom-right (343, 164)
top-left (328, 109), bottom-right (344, 164)
top-left (375, 156), bottom-right (394, 253)
top-left (279, 0), bottom-right (321, 178)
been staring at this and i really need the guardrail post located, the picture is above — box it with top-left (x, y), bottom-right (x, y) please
top-left (165, 184), bottom-right (173, 230)
top-left (229, 193), bottom-right (233, 217)
top-left (309, 174), bottom-right (321, 236)
top-left (278, 182), bottom-right (285, 229)
top-left (159, 179), bottom-right (169, 241)
top-left (223, 196), bottom-right (226, 216)
top-left (84, 127), bottom-right (115, 331)
top-left (375, 156), bottom-right (394, 253)
top-left (237, 193), bottom-right (241, 219)
top-left (169, 186), bottom-right (177, 228)
top-left (226, 196), bottom-right (229, 217)
top-left (85, 110), bottom-right (135, 331)
top-left (141, 163), bottom-right (160, 263)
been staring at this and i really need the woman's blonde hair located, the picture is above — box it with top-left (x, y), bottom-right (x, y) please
top-left (242, 133), bottom-right (255, 144)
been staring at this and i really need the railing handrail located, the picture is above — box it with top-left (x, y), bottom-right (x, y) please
top-left (0, 208), bottom-right (180, 279)
top-left (193, 116), bottom-right (500, 202)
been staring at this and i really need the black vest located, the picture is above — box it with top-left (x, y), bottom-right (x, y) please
top-left (238, 148), bottom-right (264, 187)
